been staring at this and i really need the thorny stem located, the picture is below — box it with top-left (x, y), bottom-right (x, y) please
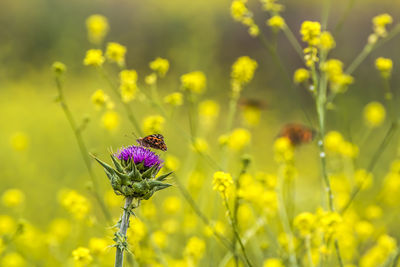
top-left (115, 196), bottom-right (134, 267)
top-left (99, 67), bottom-right (143, 137)
top-left (223, 197), bottom-right (253, 267)
top-left (54, 75), bottom-right (112, 224)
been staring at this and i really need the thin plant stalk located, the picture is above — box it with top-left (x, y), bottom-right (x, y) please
top-left (54, 75), bottom-right (112, 224)
top-left (115, 196), bottom-right (134, 267)
top-left (223, 197), bottom-right (253, 267)
top-left (305, 236), bottom-right (315, 267)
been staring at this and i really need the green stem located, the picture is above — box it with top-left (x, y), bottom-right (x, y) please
top-left (115, 196), bottom-right (134, 267)
top-left (333, 0), bottom-right (356, 35)
top-left (321, 0), bottom-right (332, 30)
top-left (223, 197), bottom-right (253, 267)
top-left (305, 236), bottom-right (315, 267)
top-left (54, 75), bottom-right (112, 224)
top-left (282, 25), bottom-right (304, 61)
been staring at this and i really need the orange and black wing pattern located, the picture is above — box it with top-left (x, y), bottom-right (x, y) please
top-left (278, 123), bottom-right (316, 146)
top-left (137, 134), bottom-right (168, 151)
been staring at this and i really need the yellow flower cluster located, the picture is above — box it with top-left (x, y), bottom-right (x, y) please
top-left (1, 252), bottom-right (26, 267)
top-left (260, 0), bottom-right (284, 13)
top-left (184, 236), bottom-right (206, 262)
top-left (293, 212), bottom-right (316, 237)
top-left (263, 258), bottom-right (285, 267)
top-left (320, 31), bottom-right (336, 51)
top-left (91, 89), bottom-right (114, 110)
top-left (10, 131), bottom-right (29, 151)
top-left (300, 21), bottom-right (321, 46)
top-left (180, 71), bottom-right (207, 94)
top-left (293, 68), bottom-right (310, 84)
top-left (86, 14), bottom-right (109, 44)
top-left (321, 59), bottom-right (354, 93)
top-left (149, 57), bottom-right (169, 78)
top-left (163, 196), bottom-right (181, 214)
top-left (363, 101), bottom-right (386, 128)
top-left (231, 56), bottom-right (258, 93)
top-left (274, 137), bottom-right (294, 163)
top-left (324, 131), bottom-right (359, 158)
top-left (119, 69), bottom-right (138, 102)
top-left (83, 49), bottom-right (105, 67)
top-left (164, 92), bottom-right (183, 106)
top-left (199, 100), bottom-right (220, 128)
top-left (72, 246), bottom-right (93, 265)
top-left (52, 61), bottom-right (66, 75)
top-left (89, 237), bottom-right (109, 255)
top-left (143, 115), bottom-right (165, 135)
top-left (164, 155), bottom-right (181, 172)
top-left (372, 13), bottom-right (393, 37)
top-left (1, 189), bottom-right (25, 208)
top-left (227, 128), bottom-right (251, 151)
top-left (381, 160), bottom-right (400, 205)
top-left (101, 110), bottom-right (120, 131)
top-left (191, 138), bottom-right (209, 153)
top-left (375, 57), bottom-right (393, 79)
top-left (267, 15), bottom-right (285, 32)
top-left (230, 0), bottom-right (259, 37)
top-left (242, 105), bottom-right (261, 126)
top-left (59, 189), bottom-right (91, 220)
top-left (359, 234), bottom-right (397, 267)
top-left (213, 171), bottom-right (233, 197)
top-left (106, 42), bottom-right (127, 66)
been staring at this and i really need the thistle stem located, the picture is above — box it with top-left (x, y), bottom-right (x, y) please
top-left (54, 75), bottom-right (112, 224)
top-left (115, 196), bottom-right (134, 267)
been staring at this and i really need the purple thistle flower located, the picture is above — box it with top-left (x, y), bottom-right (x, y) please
top-left (116, 145), bottom-right (163, 168)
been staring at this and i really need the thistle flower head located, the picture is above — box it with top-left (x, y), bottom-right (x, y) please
top-left (116, 145), bottom-right (163, 168)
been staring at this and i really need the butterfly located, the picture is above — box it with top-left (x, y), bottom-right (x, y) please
top-left (136, 134), bottom-right (167, 151)
top-left (278, 123), bottom-right (316, 146)
top-left (238, 98), bottom-right (268, 109)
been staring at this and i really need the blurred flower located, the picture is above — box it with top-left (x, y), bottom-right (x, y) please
top-left (213, 171), bottom-right (233, 197)
top-left (181, 71), bottom-right (207, 94)
top-left (164, 92), bottom-right (183, 106)
top-left (1, 252), bottom-right (26, 267)
top-left (360, 234), bottom-right (397, 267)
top-left (83, 49), bottom-right (105, 67)
top-left (10, 132), bottom-right (29, 151)
top-left (72, 247), bottom-right (93, 265)
top-left (354, 169), bottom-right (373, 191)
top-left (267, 15), bottom-right (285, 31)
top-left (59, 189), bottom-right (91, 220)
top-left (293, 68), bottom-right (310, 84)
top-left (165, 155), bottom-right (180, 171)
top-left (293, 212), bottom-right (316, 237)
top-left (372, 13), bottom-right (392, 37)
top-left (145, 73), bottom-right (157, 85)
top-left (261, 0), bottom-right (284, 12)
top-left (0, 215), bottom-right (16, 235)
top-left (48, 218), bottom-right (71, 242)
top-left (151, 230), bottom-right (168, 248)
top-left (89, 237), bottom-right (109, 255)
top-left (274, 137), bottom-right (294, 163)
top-left (204, 220), bottom-right (226, 237)
top-left (2, 189), bottom-right (25, 208)
top-left (355, 221), bottom-right (374, 240)
top-left (149, 57), bottom-right (169, 78)
top-left (242, 106), bottom-right (261, 126)
top-left (320, 31), bottom-right (336, 51)
top-left (101, 110), bottom-right (120, 131)
top-left (86, 14), bottom-right (109, 44)
top-left (363, 102), bottom-right (386, 128)
top-left (191, 138), bottom-right (209, 153)
top-left (104, 189), bottom-right (122, 207)
top-left (52, 61), bottom-right (66, 75)
top-left (321, 59), bottom-right (354, 93)
top-left (375, 57), bottom-right (393, 79)
top-left (365, 205), bottom-right (383, 220)
top-left (116, 145), bottom-right (162, 168)
top-left (91, 89), bottom-right (113, 110)
top-left (143, 115), bottom-right (165, 135)
top-left (231, 56), bottom-right (258, 92)
top-left (263, 258), bottom-right (284, 267)
top-left (228, 128), bottom-right (251, 151)
top-left (106, 42), bottom-right (127, 67)
top-left (184, 236), bottom-right (206, 261)
top-left (162, 219), bottom-right (178, 234)
top-left (231, 1), bottom-right (259, 37)
top-left (199, 100), bottom-right (220, 128)
top-left (300, 21), bottom-right (321, 46)
top-left (128, 217), bottom-right (148, 244)
top-left (324, 131), bottom-right (344, 153)
top-left (163, 196), bottom-right (181, 214)
top-left (119, 70), bottom-right (138, 102)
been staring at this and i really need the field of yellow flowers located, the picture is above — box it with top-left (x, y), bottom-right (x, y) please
top-left (2, 0), bottom-right (400, 266)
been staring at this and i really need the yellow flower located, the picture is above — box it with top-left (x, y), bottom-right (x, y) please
top-left (127, 217), bottom-right (147, 243)
top-left (119, 70), bottom-right (138, 102)
top-left (355, 169), bottom-right (373, 190)
top-left (59, 189), bottom-right (91, 220)
top-left (151, 230), bottom-right (168, 248)
top-left (267, 15), bottom-right (285, 31)
top-left (101, 111), bottom-right (120, 131)
top-left (293, 68), bottom-right (310, 84)
top-left (72, 247), bottom-right (93, 265)
top-left (163, 196), bottom-right (181, 214)
top-left (263, 258), bottom-right (284, 267)
top-left (0, 215), bottom-right (16, 235)
top-left (1, 252), bottom-right (26, 267)
top-left (191, 138), bottom-right (209, 153)
top-left (242, 106), bottom-right (261, 126)
top-left (213, 171), bottom-right (233, 197)
top-left (52, 61), bottom-right (66, 74)
top-left (324, 131), bottom-right (343, 153)
top-left (2, 189), bottom-right (25, 208)
top-left (274, 137), bottom-right (294, 163)
top-left (231, 0), bottom-right (248, 21)
top-left (164, 92), bottom-right (183, 106)
top-left (145, 73), bottom-right (157, 85)
top-left (261, 0), bottom-right (284, 13)
top-left (184, 236), bottom-right (206, 261)
top-left (355, 221), bottom-right (374, 240)
top-left (365, 205), bottom-right (382, 220)
top-left (320, 31), bottom-right (336, 51)
top-left (86, 14), bottom-right (109, 44)
top-left (89, 237), bottom-right (108, 255)
top-left (181, 71), bottom-right (207, 94)
top-left (321, 59), bottom-right (354, 93)
top-left (83, 49), bottom-right (105, 67)
top-left (363, 102), bottom-right (386, 127)
top-left (228, 128), bottom-right (251, 151)
top-left (106, 42), bottom-right (127, 66)
top-left (143, 115), bottom-right (165, 135)
top-left (375, 57), bottom-right (393, 78)
top-left (199, 100), bottom-right (220, 127)
top-left (165, 155), bottom-right (180, 171)
top-left (300, 21), bottom-right (321, 46)
top-left (91, 89), bottom-right (111, 110)
top-left (120, 69), bottom-right (138, 84)
top-left (231, 56), bottom-right (258, 89)
top-left (372, 13), bottom-right (392, 37)
top-left (149, 57), bottom-right (169, 77)
top-left (294, 212), bottom-right (316, 237)
top-left (10, 132), bottom-right (29, 151)
top-left (339, 141), bottom-right (359, 158)
top-left (48, 218), bottom-right (71, 242)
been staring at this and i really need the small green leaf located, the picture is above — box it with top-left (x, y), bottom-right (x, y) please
top-left (156, 171), bottom-right (173, 181)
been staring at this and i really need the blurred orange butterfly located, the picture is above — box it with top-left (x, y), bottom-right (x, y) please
top-left (278, 123), bottom-right (316, 146)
